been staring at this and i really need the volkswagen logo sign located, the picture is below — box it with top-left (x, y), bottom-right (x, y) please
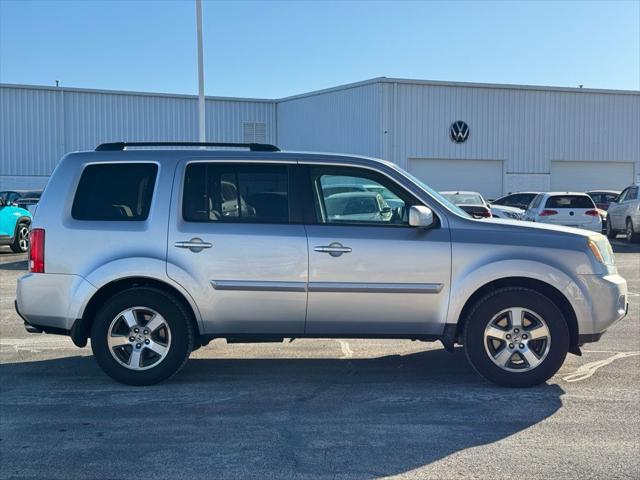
top-left (450, 121), bottom-right (470, 143)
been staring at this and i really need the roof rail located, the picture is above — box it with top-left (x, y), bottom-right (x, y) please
top-left (95, 142), bottom-right (280, 152)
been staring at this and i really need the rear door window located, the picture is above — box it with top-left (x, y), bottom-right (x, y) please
top-left (182, 163), bottom-right (291, 223)
top-left (545, 195), bottom-right (595, 209)
top-left (72, 163), bottom-right (158, 221)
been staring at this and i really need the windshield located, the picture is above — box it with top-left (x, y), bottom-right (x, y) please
top-left (400, 171), bottom-right (471, 218)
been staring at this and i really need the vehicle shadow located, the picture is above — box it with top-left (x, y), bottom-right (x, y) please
top-left (611, 240), bottom-right (640, 254)
top-left (0, 347), bottom-right (564, 479)
top-left (0, 259), bottom-right (27, 271)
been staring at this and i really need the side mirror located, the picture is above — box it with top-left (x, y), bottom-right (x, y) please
top-left (409, 205), bottom-right (434, 228)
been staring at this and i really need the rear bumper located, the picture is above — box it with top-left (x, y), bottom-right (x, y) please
top-left (16, 272), bottom-right (97, 332)
top-left (15, 300), bottom-right (70, 336)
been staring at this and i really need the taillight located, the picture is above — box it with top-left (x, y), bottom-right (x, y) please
top-left (480, 209), bottom-right (492, 218)
top-left (539, 210), bottom-right (558, 217)
top-left (29, 228), bottom-right (45, 273)
top-left (585, 210), bottom-right (599, 216)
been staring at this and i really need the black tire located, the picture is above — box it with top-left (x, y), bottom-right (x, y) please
top-left (90, 287), bottom-right (194, 385)
top-left (10, 222), bottom-right (30, 253)
top-left (605, 217), bottom-right (617, 239)
top-left (626, 218), bottom-right (640, 243)
top-left (463, 287), bottom-right (569, 388)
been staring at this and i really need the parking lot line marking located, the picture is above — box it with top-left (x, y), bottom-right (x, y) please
top-left (562, 351), bottom-right (640, 382)
top-left (337, 340), bottom-right (354, 359)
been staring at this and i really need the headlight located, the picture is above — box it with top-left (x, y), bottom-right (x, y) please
top-left (588, 235), bottom-right (614, 265)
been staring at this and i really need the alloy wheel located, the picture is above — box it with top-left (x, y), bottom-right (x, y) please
top-left (483, 307), bottom-right (551, 372)
top-left (107, 307), bottom-right (172, 371)
top-left (18, 225), bottom-right (29, 252)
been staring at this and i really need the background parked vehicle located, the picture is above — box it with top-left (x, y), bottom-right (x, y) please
top-left (524, 192), bottom-right (602, 232)
top-left (491, 192), bottom-right (540, 210)
top-left (440, 191), bottom-right (492, 218)
top-left (606, 184), bottom-right (640, 243)
top-left (442, 191), bottom-right (524, 220)
top-left (0, 190), bottom-right (42, 216)
top-left (0, 196), bottom-right (32, 253)
top-left (587, 190), bottom-right (620, 211)
top-left (489, 204), bottom-right (525, 220)
top-left (325, 191), bottom-right (394, 222)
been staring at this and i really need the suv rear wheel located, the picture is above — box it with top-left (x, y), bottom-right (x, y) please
top-left (91, 287), bottom-right (194, 385)
top-left (463, 287), bottom-right (569, 387)
top-left (10, 222), bottom-right (29, 253)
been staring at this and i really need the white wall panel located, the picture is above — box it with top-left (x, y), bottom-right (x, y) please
top-left (277, 83), bottom-right (382, 158)
top-left (386, 82), bottom-right (640, 180)
top-left (1, 85), bottom-right (276, 188)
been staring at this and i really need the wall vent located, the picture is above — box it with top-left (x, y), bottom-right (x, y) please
top-left (242, 122), bottom-right (266, 143)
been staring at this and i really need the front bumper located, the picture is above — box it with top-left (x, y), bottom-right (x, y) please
top-left (566, 273), bottom-right (628, 341)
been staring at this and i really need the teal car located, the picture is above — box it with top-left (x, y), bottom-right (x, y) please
top-left (0, 193), bottom-right (32, 253)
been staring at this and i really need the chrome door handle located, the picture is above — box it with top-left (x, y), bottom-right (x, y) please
top-left (174, 238), bottom-right (212, 252)
top-left (314, 242), bottom-right (352, 257)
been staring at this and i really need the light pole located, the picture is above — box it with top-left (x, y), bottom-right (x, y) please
top-left (195, 0), bottom-right (206, 142)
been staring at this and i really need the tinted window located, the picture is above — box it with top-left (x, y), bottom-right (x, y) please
top-left (310, 168), bottom-right (414, 225)
top-left (529, 194), bottom-right (543, 209)
top-left (72, 163), bottom-right (157, 221)
top-left (617, 189), bottom-right (629, 202)
top-left (545, 195), bottom-right (595, 209)
top-left (627, 187), bottom-right (638, 200)
top-left (183, 163), bottom-right (289, 223)
top-left (588, 193), bottom-right (603, 203)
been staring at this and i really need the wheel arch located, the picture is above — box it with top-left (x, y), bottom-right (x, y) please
top-left (454, 277), bottom-right (580, 355)
top-left (13, 216), bottom-right (31, 238)
top-left (72, 276), bottom-right (202, 348)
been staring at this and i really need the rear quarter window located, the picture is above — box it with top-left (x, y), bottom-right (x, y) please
top-left (72, 163), bottom-right (158, 221)
top-left (545, 195), bottom-right (594, 209)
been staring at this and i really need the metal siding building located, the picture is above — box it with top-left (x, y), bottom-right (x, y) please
top-left (277, 78), bottom-right (640, 199)
top-left (0, 84), bottom-right (276, 189)
top-left (2, 78), bottom-right (639, 197)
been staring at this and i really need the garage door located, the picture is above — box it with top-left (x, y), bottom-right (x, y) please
top-left (407, 158), bottom-right (503, 199)
top-left (551, 161), bottom-right (635, 191)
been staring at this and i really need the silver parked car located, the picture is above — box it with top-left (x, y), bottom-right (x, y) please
top-left (605, 184), bottom-right (640, 243)
top-left (16, 142), bottom-right (628, 387)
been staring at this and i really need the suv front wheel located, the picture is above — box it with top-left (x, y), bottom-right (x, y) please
top-left (91, 287), bottom-right (194, 385)
top-left (463, 287), bottom-right (569, 387)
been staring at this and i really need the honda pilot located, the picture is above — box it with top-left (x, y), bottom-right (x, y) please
top-left (15, 142), bottom-right (628, 387)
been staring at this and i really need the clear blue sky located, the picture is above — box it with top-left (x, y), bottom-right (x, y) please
top-left (1, 0), bottom-right (638, 98)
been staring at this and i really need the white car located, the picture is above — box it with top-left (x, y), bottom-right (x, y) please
top-left (524, 192), bottom-right (602, 232)
top-left (490, 204), bottom-right (525, 220)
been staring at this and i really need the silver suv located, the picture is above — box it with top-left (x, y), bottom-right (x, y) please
top-left (606, 183), bottom-right (640, 243)
top-left (15, 142), bottom-right (628, 387)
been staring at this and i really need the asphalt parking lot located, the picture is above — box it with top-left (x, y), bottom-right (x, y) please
top-left (0, 242), bottom-right (638, 480)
